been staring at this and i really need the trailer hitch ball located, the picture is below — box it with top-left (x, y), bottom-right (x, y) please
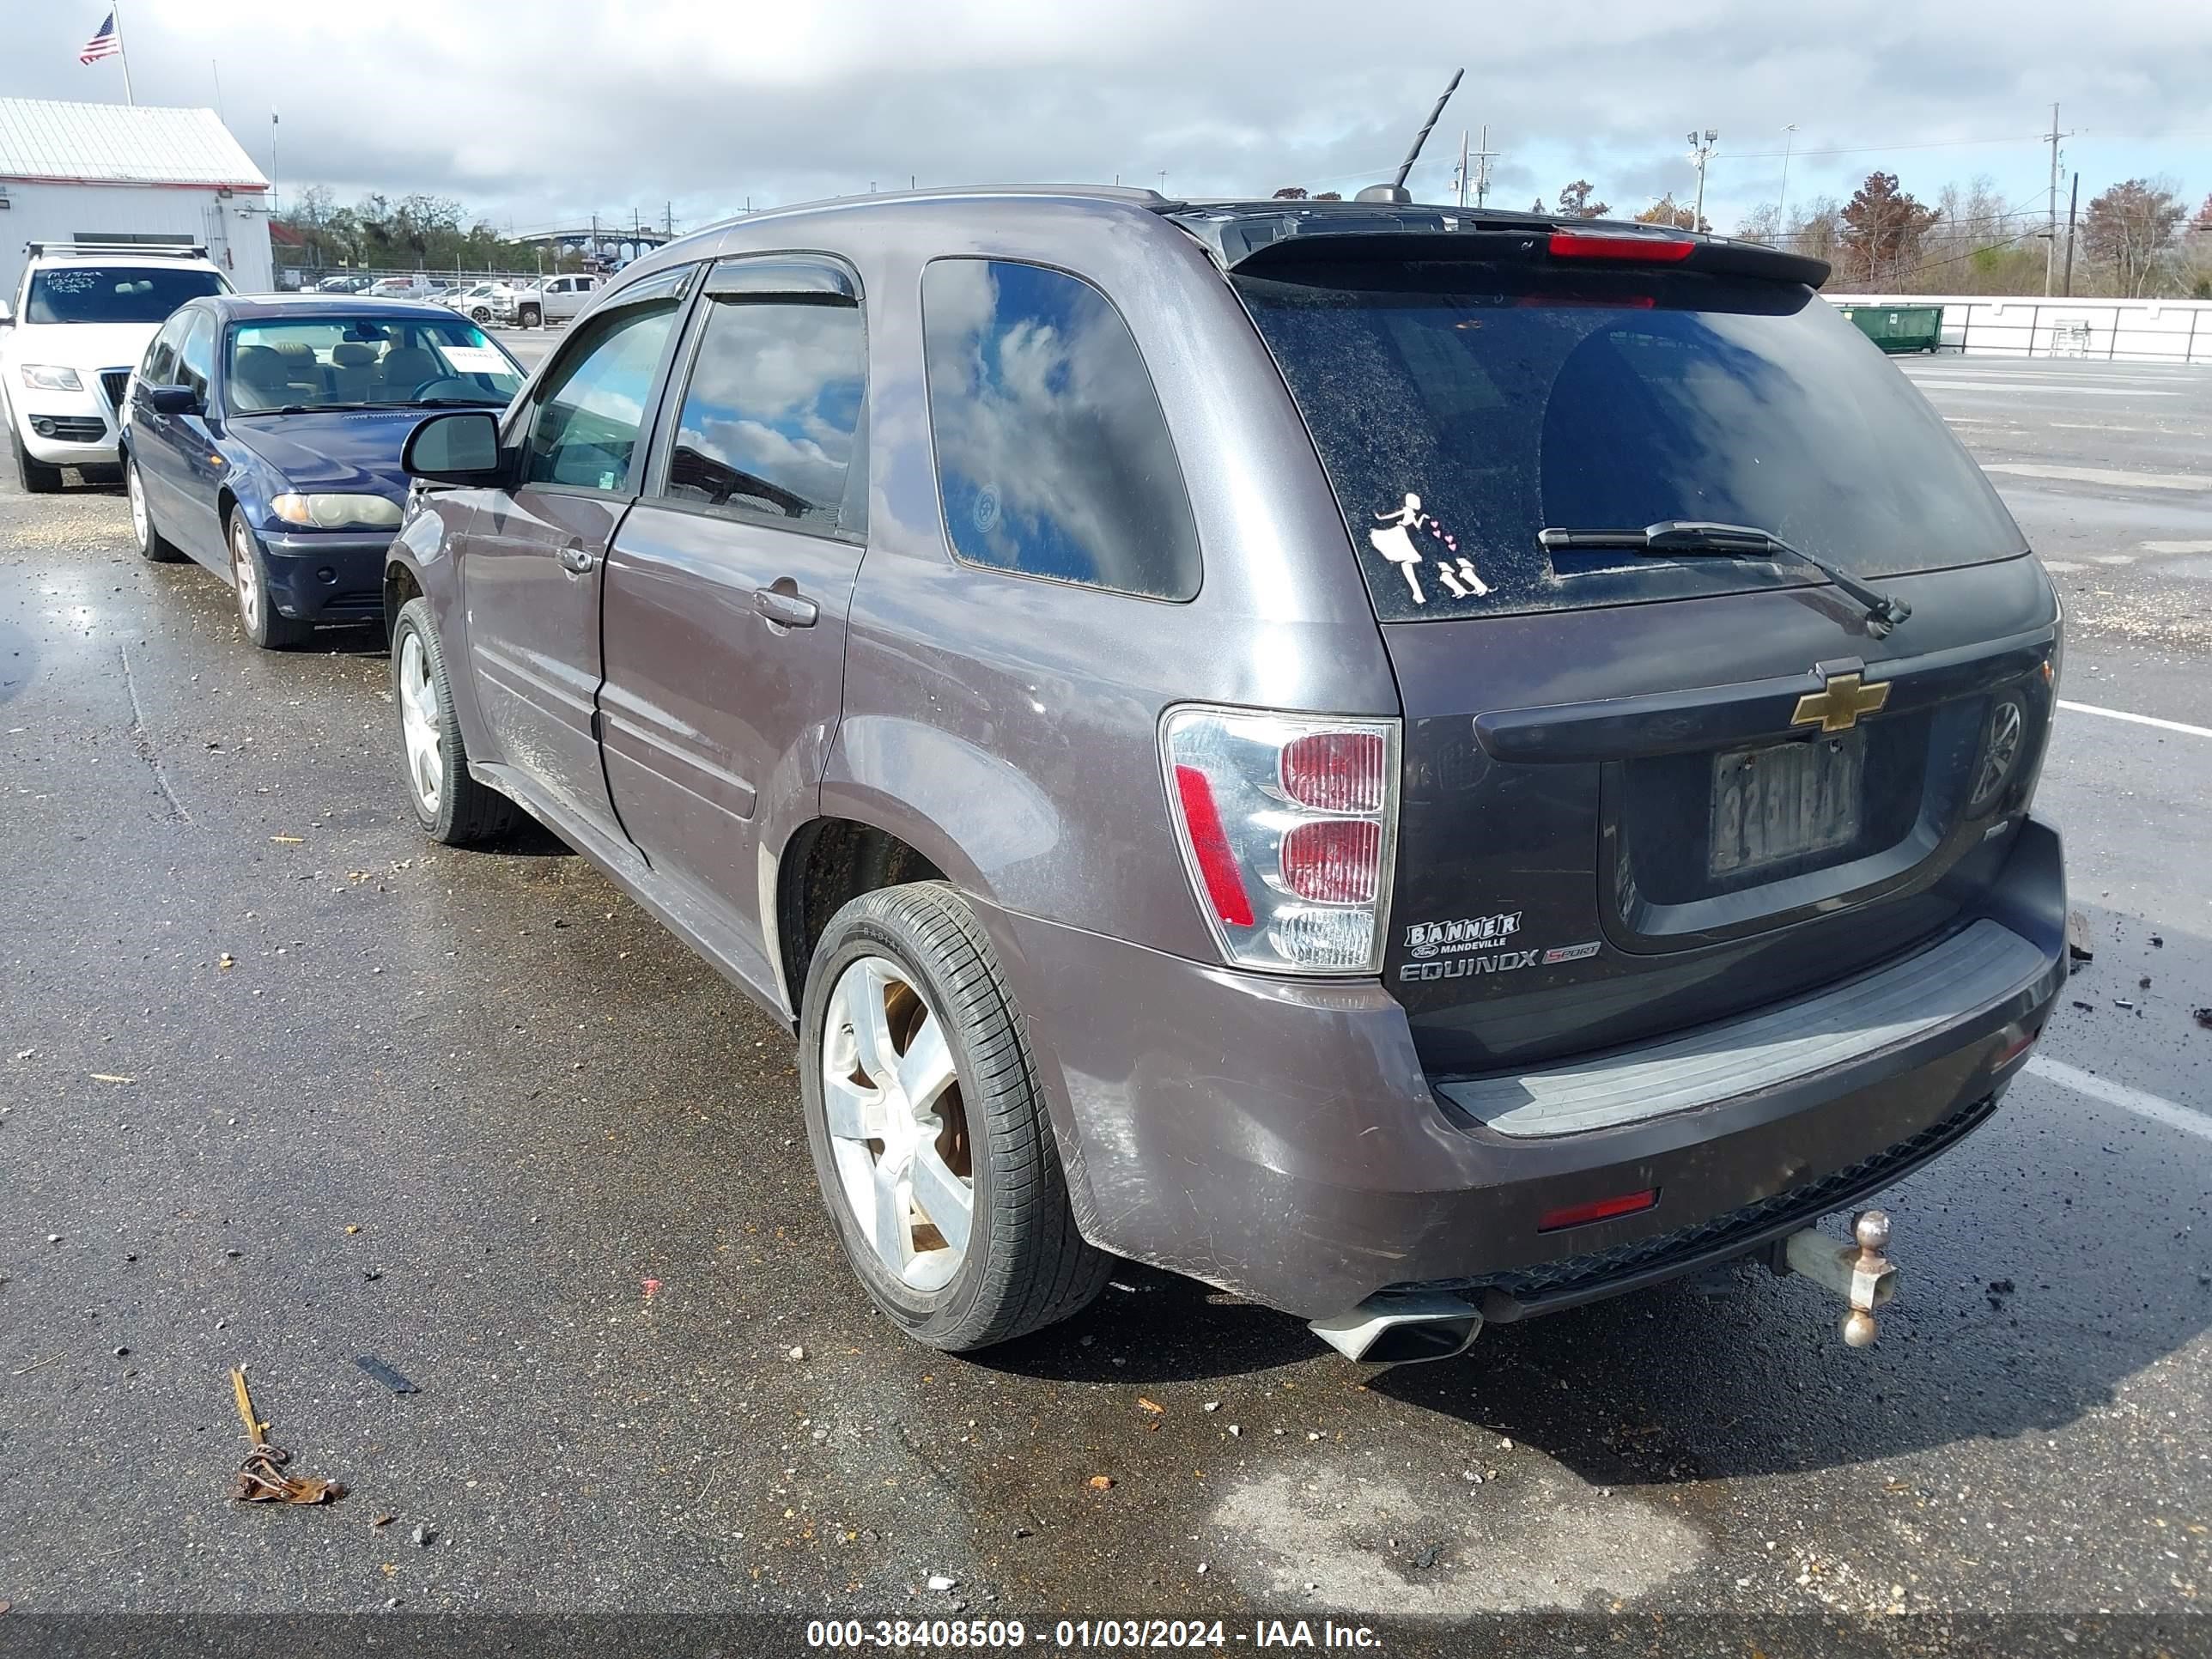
top-left (1783, 1208), bottom-right (1898, 1346)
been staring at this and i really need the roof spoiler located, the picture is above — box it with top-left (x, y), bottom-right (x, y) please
top-left (25, 240), bottom-right (210, 261)
top-left (1167, 208), bottom-right (1831, 289)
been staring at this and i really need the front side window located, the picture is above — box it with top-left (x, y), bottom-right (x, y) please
top-left (523, 301), bottom-right (680, 491)
top-left (921, 259), bottom-right (1200, 601)
top-left (225, 316), bottom-right (522, 414)
top-left (662, 291), bottom-right (864, 530)
top-left (143, 312), bottom-right (190, 386)
top-left (26, 264), bottom-right (227, 325)
top-left (177, 311), bottom-right (215, 399)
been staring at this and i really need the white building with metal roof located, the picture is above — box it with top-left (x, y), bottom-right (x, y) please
top-left (0, 99), bottom-right (272, 302)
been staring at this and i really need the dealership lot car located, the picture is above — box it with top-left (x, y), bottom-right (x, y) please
top-left (385, 189), bottom-right (2066, 1359)
top-left (122, 294), bottom-right (522, 647)
top-left (0, 241), bottom-right (231, 492)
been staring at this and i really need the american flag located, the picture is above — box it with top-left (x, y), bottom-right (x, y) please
top-left (80, 12), bottom-right (123, 64)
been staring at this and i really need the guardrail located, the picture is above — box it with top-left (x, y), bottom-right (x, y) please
top-left (1824, 294), bottom-right (2212, 366)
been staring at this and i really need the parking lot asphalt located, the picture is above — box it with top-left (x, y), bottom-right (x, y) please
top-left (1, 351), bottom-right (2209, 1631)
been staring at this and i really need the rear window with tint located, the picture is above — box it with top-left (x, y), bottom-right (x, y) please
top-left (922, 259), bottom-right (1200, 601)
top-left (1234, 263), bottom-right (2027, 621)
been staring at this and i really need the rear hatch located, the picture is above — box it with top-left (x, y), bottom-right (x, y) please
top-left (1215, 216), bottom-right (2059, 1077)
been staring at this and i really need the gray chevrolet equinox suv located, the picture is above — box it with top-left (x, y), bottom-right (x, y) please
top-left (385, 188), bottom-right (2066, 1362)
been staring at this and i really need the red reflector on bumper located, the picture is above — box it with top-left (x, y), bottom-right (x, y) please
top-left (1994, 1024), bottom-right (2043, 1068)
top-left (1538, 1188), bottom-right (1659, 1232)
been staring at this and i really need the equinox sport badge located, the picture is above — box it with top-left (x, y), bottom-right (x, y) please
top-left (1405, 911), bottom-right (1522, 958)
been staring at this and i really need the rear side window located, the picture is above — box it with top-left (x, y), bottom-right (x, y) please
top-left (663, 292), bottom-right (864, 532)
top-left (1236, 262), bottom-right (2027, 620)
top-left (524, 301), bottom-right (680, 491)
top-left (921, 259), bottom-right (1200, 601)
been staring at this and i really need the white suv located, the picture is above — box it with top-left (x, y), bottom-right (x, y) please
top-left (0, 243), bottom-right (231, 492)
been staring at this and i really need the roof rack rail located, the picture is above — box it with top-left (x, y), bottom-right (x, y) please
top-left (25, 240), bottom-right (210, 261)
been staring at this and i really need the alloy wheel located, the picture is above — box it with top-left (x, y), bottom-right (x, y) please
top-left (821, 956), bottom-right (974, 1291)
top-left (127, 463), bottom-right (148, 548)
top-left (398, 630), bottom-right (443, 816)
top-left (230, 520), bottom-right (260, 631)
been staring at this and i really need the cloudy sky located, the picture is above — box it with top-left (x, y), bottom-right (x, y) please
top-left (5, 0), bottom-right (2209, 237)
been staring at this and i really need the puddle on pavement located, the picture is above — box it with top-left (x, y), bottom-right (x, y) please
top-left (1207, 1462), bottom-right (1704, 1614)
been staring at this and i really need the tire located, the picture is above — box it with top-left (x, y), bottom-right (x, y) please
top-left (390, 596), bottom-right (519, 845)
top-left (799, 882), bottom-right (1110, 1352)
top-left (228, 507), bottom-right (313, 649)
top-left (471, 307), bottom-right (492, 324)
top-left (9, 425), bottom-right (64, 494)
top-left (518, 304), bottom-right (541, 329)
top-left (126, 455), bottom-right (184, 562)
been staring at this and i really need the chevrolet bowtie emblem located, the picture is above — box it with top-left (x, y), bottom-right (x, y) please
top-left (1792, 669), bottom-right (1890, 733)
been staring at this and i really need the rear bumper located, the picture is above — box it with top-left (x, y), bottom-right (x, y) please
top-left (988, 816), bottom-right (2066, 1319)
top-left (260, 527), bottom-right (397, 623)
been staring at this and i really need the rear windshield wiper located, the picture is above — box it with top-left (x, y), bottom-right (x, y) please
top-left (1538, 520), bottom-right (1913, 637)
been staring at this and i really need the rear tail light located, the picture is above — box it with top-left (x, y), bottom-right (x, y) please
top-left (1161, 706), bottom-right (1399, 975)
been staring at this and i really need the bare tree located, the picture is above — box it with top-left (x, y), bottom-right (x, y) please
top-left (1555, 179), bottom-right (1610, 219)
top-left (1840, 173), bottom-right (1939, 288)
top-left (2083, 178), bottom-right (2188, 296)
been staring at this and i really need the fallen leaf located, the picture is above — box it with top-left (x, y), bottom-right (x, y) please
top-left (642, 1278), bottom-right (662, 1300)
top-left (217, 954), bottom-right (235, 971)
top-left (345, 1224), bottom-right (362, 1236)
top-left (1136, 1397), bottom-right (1164, 1415)
top-left (380, 1563), bottom-right (398, 1577)
top-left (89, 1073), bottom-right (135, 1085)
top-left (372, 1515), bottom-right (395, 1528)
top-left (1088, 1474), bottom-right (1114, 1490)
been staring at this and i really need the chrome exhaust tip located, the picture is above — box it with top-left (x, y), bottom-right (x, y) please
top-left (1309, 1292), bottom-right (1484, 1365)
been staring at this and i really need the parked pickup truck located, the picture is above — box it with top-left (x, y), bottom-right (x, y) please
top-left (508, 273), bottom-right (601, 328)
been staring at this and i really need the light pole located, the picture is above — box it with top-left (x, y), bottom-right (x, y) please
top-left (1778, 123), bottom-right (1798, 228)
top-left (1686, 128), bottom-right (1717, 233)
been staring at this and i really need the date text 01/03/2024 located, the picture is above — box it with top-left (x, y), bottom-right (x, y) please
top-left (801, 1616), bottom-right (1384, 1648)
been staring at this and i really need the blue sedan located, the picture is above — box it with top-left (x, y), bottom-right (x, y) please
top-left (118, 295), bottom-right (524, 648)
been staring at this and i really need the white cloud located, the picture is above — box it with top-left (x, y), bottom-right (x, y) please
top-left (5, 0), bottom-right (2207, 234)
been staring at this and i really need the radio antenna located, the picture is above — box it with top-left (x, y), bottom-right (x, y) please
top-left (1358, 69), bottom-right (1464, 204)
top-left (1394, 68), bottom-right (1464, 191)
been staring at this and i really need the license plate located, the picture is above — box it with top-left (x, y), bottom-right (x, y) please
top-left (1710, 733), bottom-right (1864, 878)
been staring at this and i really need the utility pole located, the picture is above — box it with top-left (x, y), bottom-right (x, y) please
top-left (1455, 128), bottom-right (1469, 209)
top-left (1687, 129), bottom-right (1718, 232)
top-left (2044, 102), bottom-right (2060, 295)
top-left (2063, 170), bottom-right (2080, 296)
top-left (665, 200), bottom-right (673, 237)
top-left (1474, 124), bottom-right (1494, 207)
top-left (270, 111), bottom-right (280, 219)
top-left (1778, 123), bottom-right (1798, 227)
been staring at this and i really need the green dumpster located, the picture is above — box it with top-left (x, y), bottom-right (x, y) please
top-left (1838, 304), bottom-right (1944, 354)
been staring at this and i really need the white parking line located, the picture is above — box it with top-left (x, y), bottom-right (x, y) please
top-left (2025, 1056), bottom-right (2212, 1144)
top-left (2057, 700), bottom-right (2212, 739)
top-left (1911, 382), bottom-right (2180, 397)
top-left (1984, 463), bottom-right (2210, 490)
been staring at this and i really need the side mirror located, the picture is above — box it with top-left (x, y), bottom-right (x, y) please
top-left (148, 385), bottom-right (200, 416)
top-left (403, 410), bottom-right (504, 484)
top-left (0, 301), bottom-right (13, 326)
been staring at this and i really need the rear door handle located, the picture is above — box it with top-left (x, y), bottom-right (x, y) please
top-left (556, 544), bottom-right (595, 574)
top-left (752, 586), bottom-right (818, 629)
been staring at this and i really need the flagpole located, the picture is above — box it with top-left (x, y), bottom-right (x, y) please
top-left (113, 2), bottom-right (136, 105)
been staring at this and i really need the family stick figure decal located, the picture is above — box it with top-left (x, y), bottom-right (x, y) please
top-left (1370, 494), bottom-right (1488, 605)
